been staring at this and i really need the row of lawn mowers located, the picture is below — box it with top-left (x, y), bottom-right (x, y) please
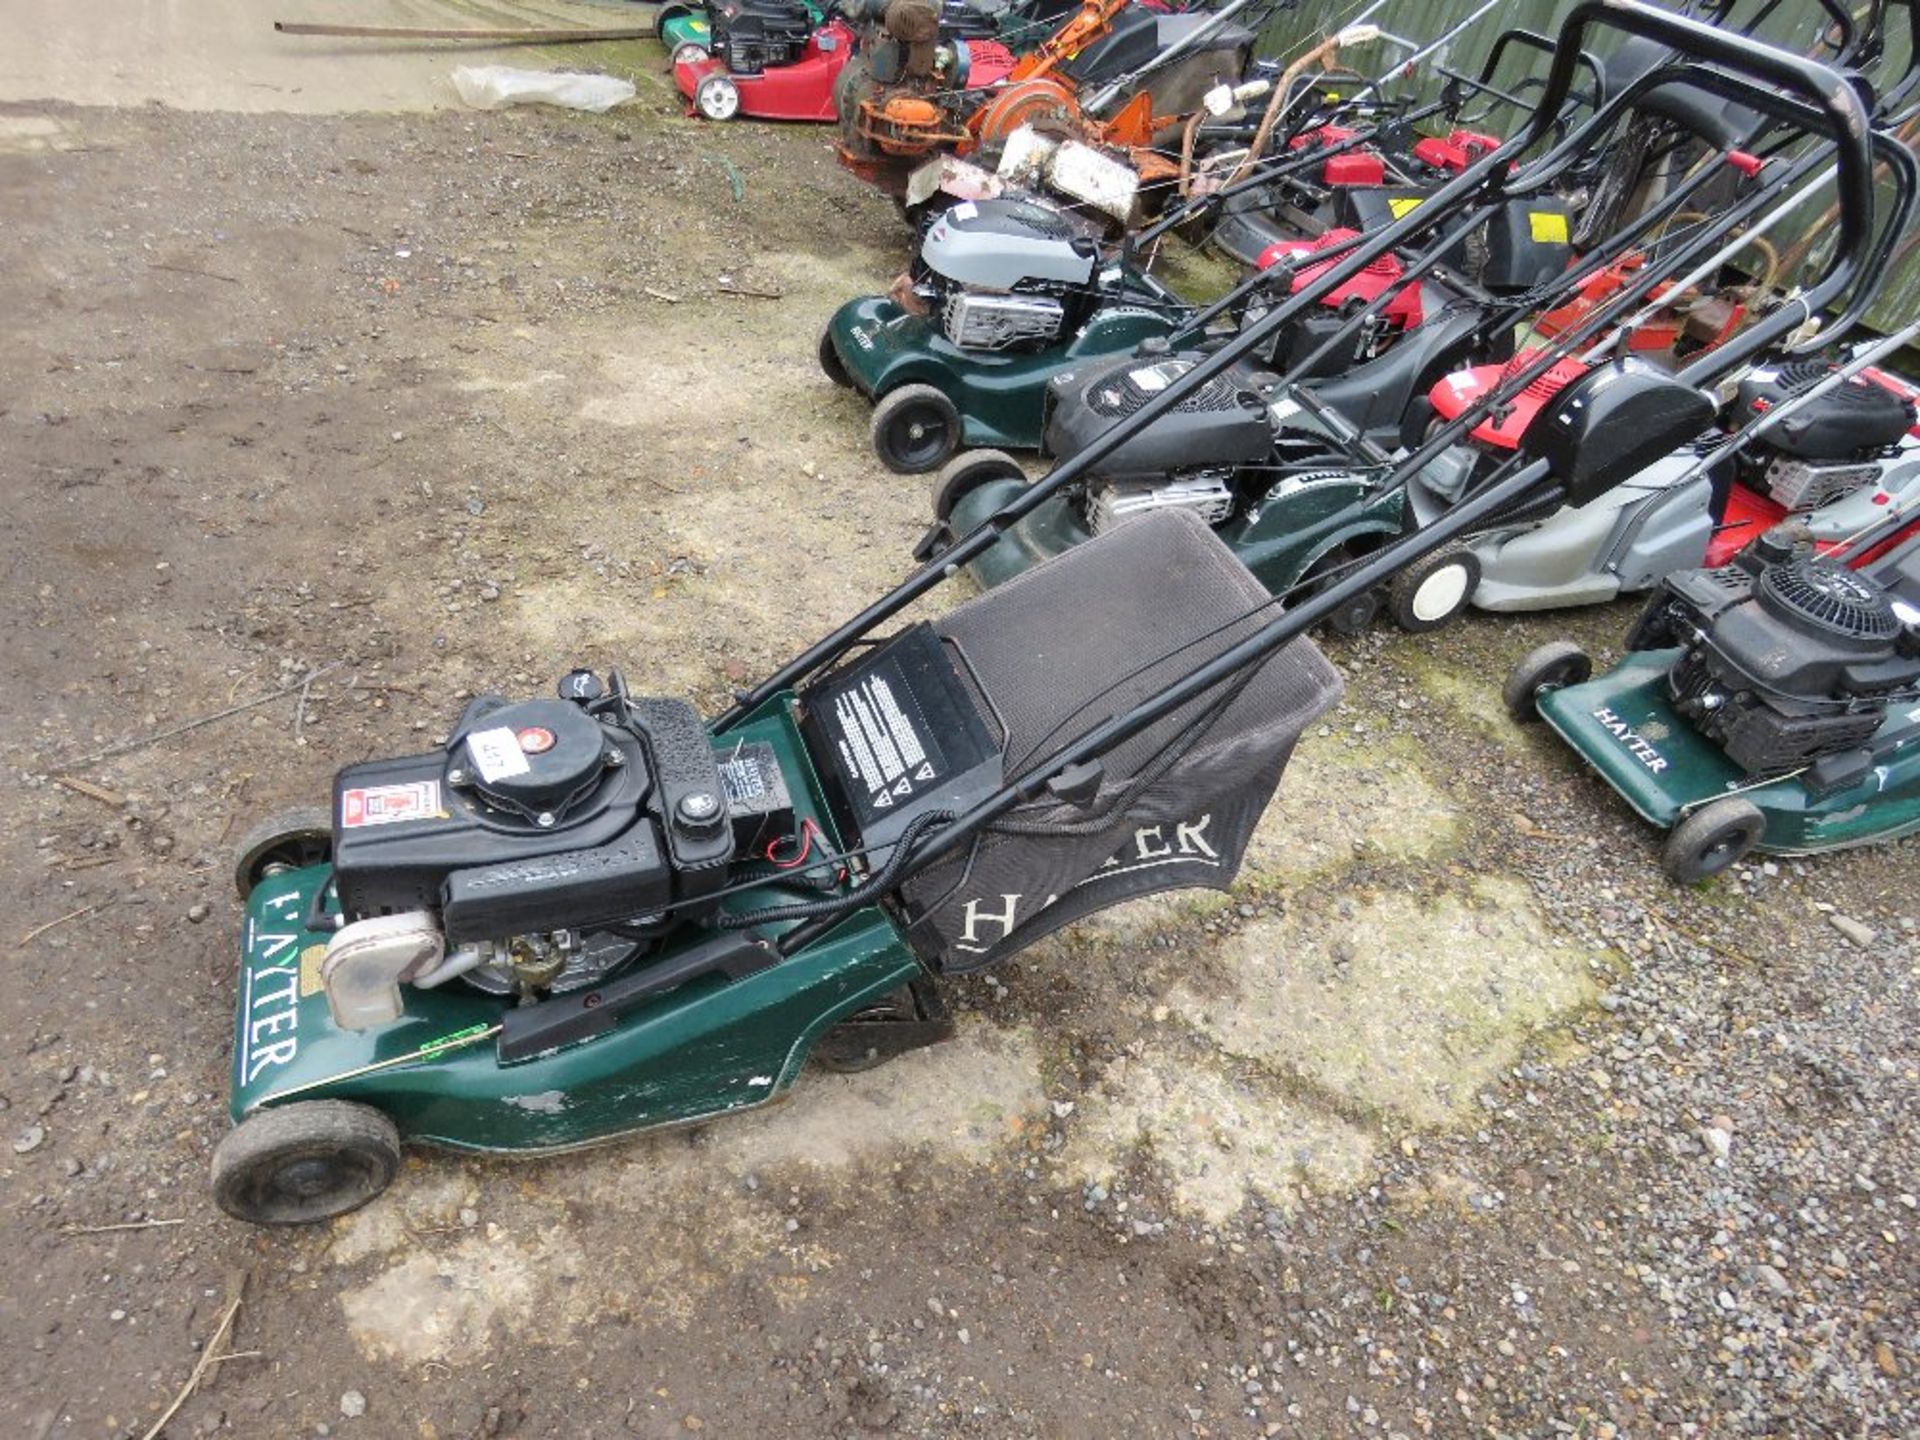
top-left (205, 2), bottom-right (1920, 1227)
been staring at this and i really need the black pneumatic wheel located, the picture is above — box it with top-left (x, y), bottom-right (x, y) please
top-left (653, 3), bottom-right (692, 39)
top-left (1503, 641), bottom-right (1593, 723)
top-left (818, 326), bottom-right (852, 388)
top-left (231, 805), bottom-right (333, 901)
top-left (211, 1101), bottom-right (402, 1226)
top-left (1662, 798), bottom-right (1766, 885)
top-left (1388, 547), bottom-right (1481, 633)
top-left (931, 448), bottom-right (1024, 522)
top-left (871, 384), bottom-right (962, 474)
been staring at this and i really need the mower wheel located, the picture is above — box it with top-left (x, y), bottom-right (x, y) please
top-left (931, 448), bottom-right (1024, 522)
top-left (818, 326), bottom-right (852, 388)
top-left (211, 1101), bottom-right (401, 1226)
top-left (653, 3), bottom-right (692, 39)
top-left (871, 384), bottom-right (962, 474)
top-left (1388, 547), bottom-right (1480, 633)
top-left (231, 805), bottom-right (333, 900)
top-left (1663, 798), bottom-right (1766, 885)
top-left (672, 42), bottom-right (711, 68)
top-left (1502, 641), bottom-right (1593, 723)
top-left (694, 74), bottom-right (740, 121)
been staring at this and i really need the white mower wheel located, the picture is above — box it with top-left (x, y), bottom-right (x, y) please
top-left (695, 74), bottom-right (740, 121)
top-left (672, 42), bottom-right (711, 68)
top-left (1388, 548), bottom-right (1480, 633)
top-left (1502, 641), bottom-right (1593, 723)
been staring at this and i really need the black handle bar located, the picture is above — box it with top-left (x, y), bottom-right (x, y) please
top-left (714, 0), bottom-right (1884, 736)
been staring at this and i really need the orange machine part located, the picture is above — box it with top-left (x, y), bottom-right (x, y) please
top-left (967, 76), bottom-right (1079, 149)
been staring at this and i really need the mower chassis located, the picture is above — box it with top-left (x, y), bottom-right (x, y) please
top-left (228, 703), bottom-right (926, 1154)
top-left (1537, 654), bottom-right (1920, 855)
top-left (825, 294), bottom-right (1181, 453)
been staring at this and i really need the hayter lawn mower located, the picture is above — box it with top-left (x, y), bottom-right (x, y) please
top-left (209, 3), bottom-right (1874, 1225)
top-left (1507, 509), bottom-right (1920, 883)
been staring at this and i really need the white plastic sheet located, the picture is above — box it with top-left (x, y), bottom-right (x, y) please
top-left (451, 66), bottom-right (636, 113)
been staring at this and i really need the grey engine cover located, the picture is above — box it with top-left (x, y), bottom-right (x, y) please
top-left (921, 199), bottom-right (1100, 290)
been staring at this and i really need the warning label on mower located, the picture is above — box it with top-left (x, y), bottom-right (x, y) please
top-left (340, 780), bottom-right (442, 828)
top-left (830, 676), bottom-right (939, 812)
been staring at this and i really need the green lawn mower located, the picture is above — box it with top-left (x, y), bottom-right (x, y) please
top-left (1507, 510), bottom-right (1920, 883)
top-left (208, 1), bottom-right (1871, 1224)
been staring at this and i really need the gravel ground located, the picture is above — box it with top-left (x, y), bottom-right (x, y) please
top-left (0, 40), bottom-right (1914, 1440)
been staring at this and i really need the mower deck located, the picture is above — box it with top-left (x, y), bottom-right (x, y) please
top-left (230, 702), bottom-right (924, 1153)
top-left (1536, 653), bottom-right (1920, 855)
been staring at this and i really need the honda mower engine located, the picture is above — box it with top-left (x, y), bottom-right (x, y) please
top-left (1043, 353), bottom-right (1275, 535)
top-left (913, 200), bottom-right (1101, 351)
top-left (710, 0), bottom-right (815, 72)
top-left (1731, 362), bottom-right (1917, 511)
top-left (1632, 530), bottom-right (1920, 785)
top-left (316, 676), bottom-right (772, 1028)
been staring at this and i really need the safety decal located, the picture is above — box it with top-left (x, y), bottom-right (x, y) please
top-left (341, 780), bottom-right (442, 828)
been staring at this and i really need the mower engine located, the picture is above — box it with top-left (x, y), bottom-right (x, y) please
top-left (1043, 355), bottom-right (1275, 535)
top-left (1730, 361), bottom-right (1918, 512)
top-left (1254, 228), bottom-right (1424, 374)
top-left (1631, 529), bottom-right (1920, 784)
top-left (317, 678), bottom-right (774, 1025)
top-left (914, 199), bottom-right (1102, 350)
top-left (710, 0), bottom-right (816, 73)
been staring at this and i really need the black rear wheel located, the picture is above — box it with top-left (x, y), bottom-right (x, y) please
top-left (872, 384), bottom-right (963, 474)
top-left (1662, 798), bottom-right (1765, 885)
top-left (931, 448), bottom-right (1024, 522)
top-left (1503, 641), bottom-right (1593, 722)
top-left (231, 805), bottom-right (333, 900)
top-left (211, 1101), bottom-right (402, 1226)
top-left (819, 326), bottom-right (852, 388)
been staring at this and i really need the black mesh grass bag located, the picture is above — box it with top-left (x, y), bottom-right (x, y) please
top-left (800, 510), bottom-right (1343, 972)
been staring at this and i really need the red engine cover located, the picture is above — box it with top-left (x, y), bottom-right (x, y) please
top-left (1427, 349), bottom-right (1589, 451)
top-left (674, 19), bottom-right (855, 121)
top-left (1254, 227), bottom-right (1423, 329)
top-left (1411, 128), bottom-right (1503, 175)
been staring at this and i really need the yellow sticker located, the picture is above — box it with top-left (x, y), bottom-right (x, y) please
top-left (1387, 196), bottom-right (1424, 219)
top-left (1529, 211), bottom-right (1571, 245)
top-left (298, 942), bottom-right (328, 998)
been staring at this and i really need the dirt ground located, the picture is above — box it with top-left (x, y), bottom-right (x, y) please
top-left (1, 11), bottom-right (1915, 1440)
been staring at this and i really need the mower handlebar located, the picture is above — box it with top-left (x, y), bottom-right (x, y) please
top-left (712, 0), bottom-right (1885, 735)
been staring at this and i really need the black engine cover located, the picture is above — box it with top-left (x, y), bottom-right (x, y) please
top-left (1734, 361), bottom-right (1916, 461)
top-left (1647, 549), bottom-right (1920, 780)
top-left (1044, 355), bottom-right (1273, 480)
top-left (330, 690), bottom-right (734, 938)
top-left (1522, 359), bottom-right (1715, 507)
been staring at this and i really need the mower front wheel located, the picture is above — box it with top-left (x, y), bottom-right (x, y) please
top-left (694, 74), bottom-right (741, 121)
top-left (931, 448), bottom-right (1024, 522)
top-left (231, 805), bottom-right (333, 900)
top-left (818, 326), bottom-right (852, 388)
top-left (1503, 641), bottom-right (1593, 723)
top-left (211, 1101), bottom-right (402, 1226)
top-left (1663, 799), bottom-right (1766, 885)
top-left (872, 384), bottom-right (963, 474)
top-left (1388, 548), bottom-right (1480, 633)
top-left (672, 42), bottom-right (711, 68)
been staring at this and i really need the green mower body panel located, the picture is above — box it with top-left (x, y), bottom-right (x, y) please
top-left (946, 434), bottom-right (1407, 596)
top-left (1537, 652), bottom-right (1920, 854)
top-left (659, 11), bottom-right (712, 52)
top-left (825, 293), bottom-right (1181, 453)
top-left (228, 704), bottom-right (922, 1153)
